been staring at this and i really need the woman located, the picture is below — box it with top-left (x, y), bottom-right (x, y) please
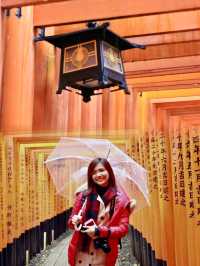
top-left (68, 157), bottom-right (135, 266)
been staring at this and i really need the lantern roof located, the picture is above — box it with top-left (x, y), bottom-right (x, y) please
top-left (39, 23), bottom-right (140, 50)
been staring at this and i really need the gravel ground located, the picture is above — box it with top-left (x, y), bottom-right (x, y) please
top-left (117, 228), bottom-right (139, 266)
top-left (29, 228), bottom-right (139, 266)
top-left (29, 233), bottom-right (69, 266)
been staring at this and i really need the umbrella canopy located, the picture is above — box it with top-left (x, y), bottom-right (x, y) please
top-left (45, 137), bottom-right (149, 211)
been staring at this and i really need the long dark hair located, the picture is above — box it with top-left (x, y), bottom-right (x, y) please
top-left (87, 158), bottom-right (116, 189)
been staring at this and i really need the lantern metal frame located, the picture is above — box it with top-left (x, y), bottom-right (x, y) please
top-left (35, 22), bottom-right (145, 102)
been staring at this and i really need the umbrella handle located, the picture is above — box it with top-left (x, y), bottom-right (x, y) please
top-left (74, 209), bottom-right (83, 231)
top-left (74, 223), bottom-right (83, 231)
top-left (74, 196), bottom-right (88, 231)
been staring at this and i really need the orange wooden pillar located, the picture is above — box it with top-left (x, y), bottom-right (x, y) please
top-left (0, 7), bottom-right (34, 133)
top-left (0, 6), bottom-right (6, 111)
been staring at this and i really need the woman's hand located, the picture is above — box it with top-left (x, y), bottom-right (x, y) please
top-left (129, 198), bottom-right (137, 213)
top-left (71, 214), bottom-right (82, 226)
top-left (83, 225), bottom-right (97, 238)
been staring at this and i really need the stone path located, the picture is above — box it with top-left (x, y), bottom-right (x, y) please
top-left (29, 231), bottom-right (71, 266)
top-left (29, 229), bottom-right (140, 266)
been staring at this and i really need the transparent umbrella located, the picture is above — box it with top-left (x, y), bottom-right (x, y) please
top-left (45, 137), bottom-right (149, 211)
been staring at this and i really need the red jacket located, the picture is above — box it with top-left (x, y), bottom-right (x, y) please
top-left (67, 190), bottom-right (131, 266)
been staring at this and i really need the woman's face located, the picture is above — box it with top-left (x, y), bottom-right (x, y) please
top-left (92, 162), bottom-right (109, 187)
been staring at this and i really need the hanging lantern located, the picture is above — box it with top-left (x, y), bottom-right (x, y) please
top-left (35, 22), bottom-right (145, 102)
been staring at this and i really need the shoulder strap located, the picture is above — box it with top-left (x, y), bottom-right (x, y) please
top-left (81, 192), bottom-right (87, 204)
top-left (109, 196), bottom-right (116, 218)
top-left (75, 191), bottom-right (87, 217)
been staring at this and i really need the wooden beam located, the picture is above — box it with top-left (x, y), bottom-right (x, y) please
top-left (128, 71), bottom-right (200, 84)
top-left (155, 101), bottom-right (200, 117)
top-left (125, 55), bottom-right (200, 78)
top-left (127, 72), bottom-right (200, 92)
top-left (42, 10), bottom-right (200, 41)
top-left (180, 114), bottom-right (200, 126)
top-left (129, 79), bottom-right (200, 92)
top-left (33, 0), bottom-right (200, 27)
top-left (168, 107), bottom-right (200, 116)
top-left (152, 96), bottom-right (200, 105)
top-left (1, 0), bottom-right (71, 9)
top-left (127, 30), bottom-right (200, 46)
top-left (122, 40), bottom-right (200, 62)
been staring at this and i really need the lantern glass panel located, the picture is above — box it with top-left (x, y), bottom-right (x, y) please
top-left (63, 40), bottom-right (98, 73)
top-left (102, 41), bottom-right (123, 74)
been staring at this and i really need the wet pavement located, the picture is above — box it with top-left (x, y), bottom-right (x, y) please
top-left (29, 229), bottom-right (139, 266)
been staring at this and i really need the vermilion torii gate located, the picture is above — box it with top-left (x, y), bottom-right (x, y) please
top-left (1, 1), bottom-right (200, 266)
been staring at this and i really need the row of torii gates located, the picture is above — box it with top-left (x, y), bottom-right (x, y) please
top-left (0, 1), bottom-right (200, 266)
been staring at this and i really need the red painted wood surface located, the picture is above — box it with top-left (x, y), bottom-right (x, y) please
top-left (1, 0), bottom-right (71, 8)
top-left (33, 0), bottom-right (200, 27)
top-left (1, 7), bottom-right (34, 132)
top-left (1, 4), bottom-right (200, 266)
